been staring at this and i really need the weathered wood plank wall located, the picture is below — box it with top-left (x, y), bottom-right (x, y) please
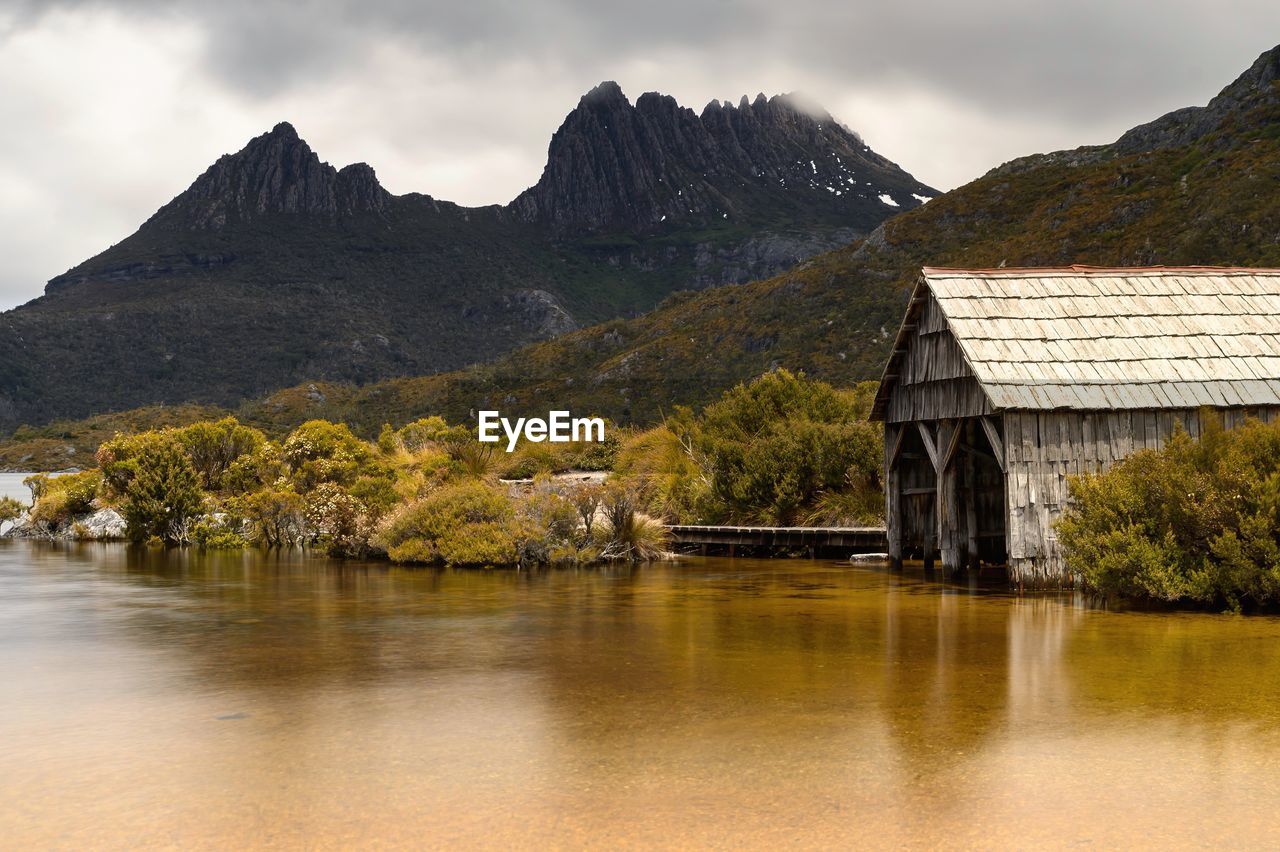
top-left (1002, 406), bottom-right (1280, 586)
top-left (887, 294), bottom-right (992, 423)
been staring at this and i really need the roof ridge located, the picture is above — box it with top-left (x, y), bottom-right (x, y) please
top-left (922, 265), bottom-right (1280, 277)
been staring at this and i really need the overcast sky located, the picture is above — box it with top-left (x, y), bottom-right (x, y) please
top-left (0, 1), bottom-right (1277, 310)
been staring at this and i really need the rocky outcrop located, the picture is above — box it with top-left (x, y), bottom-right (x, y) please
top-left (3, 507), bottom-right (126, 540)
top-left (1111, 44), bottom-right (1280, 155)
top-left (511, 82), bottom-right (936, 233)
top-left (502, 289), bottom-right (577, 338)
top-left (141, 122), bottom-right (391, 231)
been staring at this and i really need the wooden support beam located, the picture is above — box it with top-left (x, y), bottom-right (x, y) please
top-left (887, 423), bottom-right (907, 470)
top-left (936, 420), bottom-right (959, 572)
top-left (964, 423), bottom-right (979, 571)
top-left (980, 416), bottom-right (1006, 472)
top-left (917, 422), bottom-right (939, 472)
top-left (941, 419), bottom-right (964, 473)
top-left (884, 422), bottom-right (903, 569)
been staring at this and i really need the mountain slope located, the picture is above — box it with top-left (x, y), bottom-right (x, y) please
top-left (226, 45), bottom-right (1280, 434)
top-left (0, 86), bottom-right (933, 431)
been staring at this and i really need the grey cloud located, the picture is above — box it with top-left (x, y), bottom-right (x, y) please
top-left (9, 0), bottom-right (1277, 122)
top-left (0, 0), bottom-right (1278, 309)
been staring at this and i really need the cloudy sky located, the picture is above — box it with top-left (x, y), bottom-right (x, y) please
top-left (0, 0), bottom-right (1277, 310)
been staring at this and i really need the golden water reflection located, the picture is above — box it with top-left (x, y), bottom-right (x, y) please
top-left (2, 542), bottom-right (1279, 848)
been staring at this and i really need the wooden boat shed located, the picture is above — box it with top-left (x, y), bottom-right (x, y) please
top-left (871, 266), bottom-right (1280, 587)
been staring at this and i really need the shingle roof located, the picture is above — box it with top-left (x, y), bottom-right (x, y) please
top-left (873, 266), bottom-right (1280, 417)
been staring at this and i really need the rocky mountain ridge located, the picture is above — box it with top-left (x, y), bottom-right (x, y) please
top-left (0, 83), bottom-right (934, 430)
top-left (511, 82), bottom-right (928, 233)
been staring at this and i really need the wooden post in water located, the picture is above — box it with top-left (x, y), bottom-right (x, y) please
top-left (964, 421), bottom-right (980, 571)
top-left (885, 422), bottom-right (904, 570)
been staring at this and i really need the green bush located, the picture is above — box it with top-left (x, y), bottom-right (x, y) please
top-left (518, 486), bottom-right (585, 562)
top-left (375, 481), bottom-right (530, 566)
top-left (222, 441), bottom-right (286, 494)
top-left (1058, 416), bottom-right (1280, 609)
top-left (615, 423), bottom-right (713, 522)
top-left (27, 470), bottom-right (102, 528)
top-left (617, 371), bottom-right (883, 524)
top-left (396, 417), bottom-right (451, 453)
top-left (191, 516), bottom-right (250, 549)
top-left (175, 417), bottom-right (266, 490)
top-left (439, 426), bottom-right (499, 479)
top-left (0, 496), bottom-right (27, 525)
top-left (231, 486), bottom-right (305, 547)
top-left (96, 431), bottom-right (167, 497)
top-left (282, 420), bottom-right (374, 489)
top-left (563, 432), bottom-right (621, 471)
top-left (120, 439), bottom-right (205, 543)
top-left (498, 442), bottom-right (564, 479)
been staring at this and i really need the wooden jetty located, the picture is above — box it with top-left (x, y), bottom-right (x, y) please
top-left (666, 525), bottom-right (887, 557)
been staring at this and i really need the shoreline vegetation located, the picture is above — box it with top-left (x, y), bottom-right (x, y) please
top-left (8, 370), bottom-right (1277, 611)
top-left (1058, 413), bottom-right (1280, 612)
top-left (1, 371), bottom-right (886, 568)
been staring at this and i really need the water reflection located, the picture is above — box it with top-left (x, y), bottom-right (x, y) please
top-left (2, 541), bottom-right (1280, 847)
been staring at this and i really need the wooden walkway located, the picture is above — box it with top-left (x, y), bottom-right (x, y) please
top-left (666, 525), bottom-right (888, 556)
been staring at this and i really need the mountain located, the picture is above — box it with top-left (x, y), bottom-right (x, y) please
top-left (6, 44), bottom-right (1279, 468)
top-left (0, 85), bottom-right (934, 431)
top-left (210, 44), bottom-right (1280, 433)
top-left (511, 82), bottom-right (923, 233)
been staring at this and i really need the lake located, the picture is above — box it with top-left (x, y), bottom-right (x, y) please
top-left (2, 543), bottom-right (1279, 848)
top-left (0, 471), bottom-right (34, 503)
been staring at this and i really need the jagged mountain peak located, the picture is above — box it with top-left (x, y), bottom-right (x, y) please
top-left (267, 120), bottom-right (300, 140)
top-left (513, 82), bottom-right (934, 232)
top-left (143, 122), bottom-right (389, 231)
top-left (580, 80), bottom-right (628, 105)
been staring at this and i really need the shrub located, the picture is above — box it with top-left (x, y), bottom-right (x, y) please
top-left (27, 470), bottom-right (102, 528)
top-left (96, 431), bottom-right (166, 497)
top-left (0, 496), bottom-right (26, 525)
top-left (614, 422), bottom-right (713, 522)
top-left (282, 420), bottom-right (373, 489)
top-left (222, 441), bottom-right (286, 494)
top-left (595, 480), bottom-right (670, 561)
top-left (191, 516), bottom-right (250, 549)
top-left (439, 426), bottom-right (499, 479)
top-left (569, 483), bottom-right (604, 539)
top-left (805, 480), bottom-right (884, 527)
top-left (304, 483), bottom-right (377, 557)
top-left (389, 447), bottom-right (456, 501)
top-left (565, 432), bottom-right (621, 472)
top-left (375, 481), bottom-right (530, 566)
top-left (696, 371), bottom-right (882, 524)
top-left (175, 417), bottom-right (266, 491)
top-left (1058, 416), bottom-right (1280, 609)
top-left (611, 373), bottom-right (883, 525)
top-left (498, 442), bottom-right (564, 479)
top-left (518, 486), bottom-right (583, 562)
top-left (120, 439), bottom-right (205, 543)
top-left (396, 417), bottom-right (451, 453)
top-left (232, 486), bottom-right (305, 547)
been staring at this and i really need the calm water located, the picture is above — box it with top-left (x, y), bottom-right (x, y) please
top-left (0, 471), bottom-right (33, 503)
top-left (2, 543), bottom-right (1280, 849)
